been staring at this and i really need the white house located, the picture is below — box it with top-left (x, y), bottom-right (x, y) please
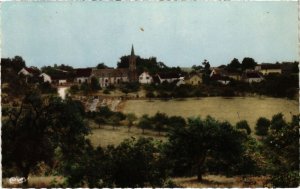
top-left (242, 71), bottom-right (264, 83)
top-left (40, 73), bottom-right (52, 83)
top-left (139, 72), bottom-right (153, 84)
top-left (157, 73), bottom-right (181, 83)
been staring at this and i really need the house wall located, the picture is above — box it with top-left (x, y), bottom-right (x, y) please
top-left (40, 73), bottom-right (52, 83)
top-left (58, 80), bottom-right (67, 85)
top-left (18, 68), bottom-right (31, 76)
top-left (76, 77), bottom-right (89, 83)
top-left (186, 75), bottom-right (202, 85)
top-left (139, 72), bottom-right (153, 84)
top-left (260, 69), bottom-right (281, 75)
top-left (97, 76), bottom-right (128, 87)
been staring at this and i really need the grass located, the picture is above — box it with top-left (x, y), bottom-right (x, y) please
top-left (121, 96), bottom-right (298, 131)
top-left (172, 175), bottom-right (270, 188)
top-left (88, 120), bottom-right (166, 147)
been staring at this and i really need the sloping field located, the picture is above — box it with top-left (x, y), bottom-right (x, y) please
top-left (122, 97), bottom-right (298, 128)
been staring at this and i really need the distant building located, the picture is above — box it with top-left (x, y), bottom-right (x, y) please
top-left (18, 67), bottom-right (40, 77)
top-left (242, 71), bottom-right (264, 83)
top-left (185, 72), bottom-right (203, 85)
top-left (255, 64), bottom-right (282, 75)
top-left (90, 45), bottom-right (138, 87)
top-left (139, 72), bottom-right (153, 84)
top-left (157, 72), bottom-right (181, 83)
top-left (74, 68), bottom-right (92, 83)
top-left (210, 68), bottom-right (230, 85)
top-left (18, 67), bottom-right (41, 83)
top-left (40, 73), bottom-right (52, 83)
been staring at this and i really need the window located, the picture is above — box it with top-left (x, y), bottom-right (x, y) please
top-left (140, 77), bottom-right (143, 80)
top-left (146, 77), bottom-right (149, 80)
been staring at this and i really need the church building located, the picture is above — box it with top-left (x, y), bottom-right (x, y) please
top-left (91, 45), bottom-right (137, 87)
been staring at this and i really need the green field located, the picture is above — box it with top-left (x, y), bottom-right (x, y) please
top-left (122, 97), bottom-right (298, 129)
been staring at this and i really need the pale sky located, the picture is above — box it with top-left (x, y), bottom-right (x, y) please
top-left (2, 1), bottom-right (298, 68)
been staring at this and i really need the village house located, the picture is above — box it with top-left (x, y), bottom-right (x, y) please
top-left (227, 72), bottom-right (241, 81)
top-left (90, 45), bottom-right (137, 87)
top-left (18, 67), bottom-right (40, 77)
top-left (185, 72), bottom-right (203, 85)
top-left (210, 68), bottom-right (230, 85)
top-left (39, 73), bottom-right (52, 83)
top-left (18, 67), bottom-right (41, 83)
top-left (242, 71), bottom-right (264, 83)
top-left (40, 72), bottom-right (71, 85)
top-left (139, 71), bottom-right (153, 84)
top-left (91, 68), bottom-right (129, 87)
top-left (74, 68), bottom-right (92, 83)
top-left (255, 64), bottom-right (282, 75)
top-left (156, 72), bottom-right (182, 83)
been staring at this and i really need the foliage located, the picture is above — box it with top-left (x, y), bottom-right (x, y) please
top-left (126, 113), bottom-right (137, 132)
top-left (105, 137), bottom-right (168, 187)
top-left (255, 117), bottom-right (270, 136)
top-left (261, 115), bottom-right (299, 187)
top-left (38, 82), bottom-right (56, 94)
top-left (152, 112), bottom-right (169, 135)
top-left (164, 116), bottom-right (248, 181)
top-left (69, 84), bottom-right (79, 94)
top-left (2, 91), bottom-right (89, 186)
top-left (96, 63), bottom-right (109, 69)
top-left (137, 114), bottom-right (153, 134)
top-left (90, 77), bottom-right (101, 91)
top-left (227, 58), bottom-right (241, 73)
top-left (241, 57), bottom-right (257, 70)
top-left (236, 120), bottom-right (251, 135)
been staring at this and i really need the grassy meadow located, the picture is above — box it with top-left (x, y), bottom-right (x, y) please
top-left (122, 97), bottom-right (298, 130)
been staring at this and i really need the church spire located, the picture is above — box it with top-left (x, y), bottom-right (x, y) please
top-left (131, 44), bottom-right (135, 56)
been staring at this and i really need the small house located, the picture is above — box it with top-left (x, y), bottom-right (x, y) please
top-left (74, 68), bottom-right (92, 84)
top-left (242, 71), bottom-right (264, 83)
top-left (157, 73), bottom-right (181, 83)
top-left (255, 64), bottom-right (282, 75)
top-left (139, 72), bottom-right (153, 84)
top-left (185, 72), bottom-right (203, 85)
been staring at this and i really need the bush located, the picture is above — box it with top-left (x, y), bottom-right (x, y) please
top-left (236, 120), bottom-right (251, 135)
top-left (255, 117), bottom-right (270, 136)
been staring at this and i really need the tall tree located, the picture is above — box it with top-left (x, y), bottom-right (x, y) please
top-left (2, 90), bottom-right (89, 186)
top-left (241, 57), bottom-right (257, 70)
top-left (227, 58), bottom-right (241, 72)
top-left (164, 116), bottom-right (246, 181)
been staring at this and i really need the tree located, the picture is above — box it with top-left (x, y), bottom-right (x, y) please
top-left (227, 58), bottom-right (241, 72)
top-left (152, 112), bottom-right (169, 136)
top-left (109, 115), bottom-right (121, 130)
top-left (107, 137), bottom-right (168, 187)
top-left (270, 113), bottom-right (287, 131)
top-left (97, 63), bottom-right (108, 69)
top-left (236, 120), bottom-right (251, 135)
top-left (2, 91), bottom-right (89, 186)
top-left (202, 59), bottom-right (211, 84)
top-left (255, 117), bottom-right (270, 136)
top-left (164, 116), bottom-right (246, 181)
top-left (262, 115), bottom-right (299, 187)
top-left (126, 113), bottom-right (137, 132)
top-left (241, 57), bottom-right (257, 70)
top-left (90, 76), bottom-right (101, 91)
top-left (168, 116), bottom-right (186, 129)
top-left (95, 116), bottom-right (106, 129)
top-left (138, 114), bottom-right (152, 134)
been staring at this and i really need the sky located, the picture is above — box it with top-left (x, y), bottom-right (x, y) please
top-left (2, 1), bottom-right (298, 68)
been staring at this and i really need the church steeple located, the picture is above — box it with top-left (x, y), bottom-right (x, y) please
top-left (129, 44), bottom-right (137, 82)
top-left (131, 44), bottom-right (135, 56)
